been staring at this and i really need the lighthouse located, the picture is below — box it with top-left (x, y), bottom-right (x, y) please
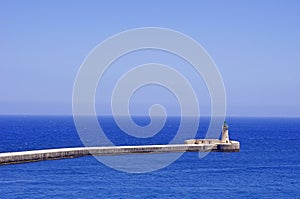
top-left (221, 121), bottom-right (230, 143)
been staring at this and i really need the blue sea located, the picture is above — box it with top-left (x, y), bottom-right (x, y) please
top-left (0, 116), bottom-right (299, 198)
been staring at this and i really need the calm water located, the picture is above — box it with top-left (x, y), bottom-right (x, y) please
top-left (0, 116), bottom-right (299, 198)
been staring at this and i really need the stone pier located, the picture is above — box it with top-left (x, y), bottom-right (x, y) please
top-left (0, 142), bottom-right (240, 165)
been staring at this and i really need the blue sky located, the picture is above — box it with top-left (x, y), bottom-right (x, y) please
top-left (1, 0), bottom-right (299, 116)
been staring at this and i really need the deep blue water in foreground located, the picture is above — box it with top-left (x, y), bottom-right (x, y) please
top-left (0, 116), bottom-right (299, 198)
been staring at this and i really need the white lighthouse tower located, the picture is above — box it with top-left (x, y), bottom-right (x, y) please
top-left (221, 121), bottom-right (230, 143)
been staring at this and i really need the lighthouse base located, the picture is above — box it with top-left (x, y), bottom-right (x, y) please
top-left (184, 139), bottom-right (240, 152)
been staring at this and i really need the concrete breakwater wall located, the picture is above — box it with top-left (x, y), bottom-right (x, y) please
top-left (0, 143), bottom-right (240, 165)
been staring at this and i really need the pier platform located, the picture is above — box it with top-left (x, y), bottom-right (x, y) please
top-left (0, 141), bottom-right (240, 165)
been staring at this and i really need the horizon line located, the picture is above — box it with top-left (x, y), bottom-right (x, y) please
top-left (0, 114), bottom-right (299, 118)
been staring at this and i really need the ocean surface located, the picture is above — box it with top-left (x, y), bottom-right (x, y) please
top-left (0, 116), bottom-right (299, 198)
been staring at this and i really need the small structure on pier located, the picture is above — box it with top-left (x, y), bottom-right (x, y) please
top-left (184, 121), bottom-right (240, 152)
top-left (221, 121), bottom-right (230, 143)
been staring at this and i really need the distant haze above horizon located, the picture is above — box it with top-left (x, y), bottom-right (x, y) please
top-left (1, 1), bottom-right (299, 117)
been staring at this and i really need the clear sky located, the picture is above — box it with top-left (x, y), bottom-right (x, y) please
top-left (1, 0), bottom-right (299, 117)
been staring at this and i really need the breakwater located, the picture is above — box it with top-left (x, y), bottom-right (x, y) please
top-left (0, 142), bottom-right (239, 165)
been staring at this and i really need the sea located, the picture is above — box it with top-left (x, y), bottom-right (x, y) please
top-left (0, 116), bottom-right (299, 198)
